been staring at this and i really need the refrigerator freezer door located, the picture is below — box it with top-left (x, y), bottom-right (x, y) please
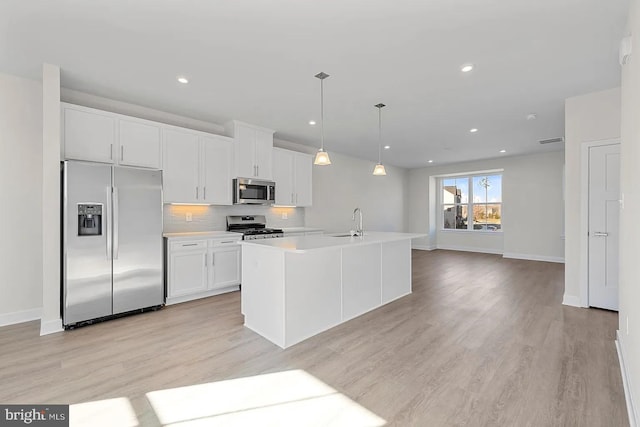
top-left (64, 161), bottom-right (113, 325)
top-left (112, 167), bottom-right (164, 314)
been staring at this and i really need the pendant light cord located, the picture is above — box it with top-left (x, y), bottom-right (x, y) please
top-left (320, 78), bottom-right (325, 151)
top-left (378, 106), bottom-right (382, 164)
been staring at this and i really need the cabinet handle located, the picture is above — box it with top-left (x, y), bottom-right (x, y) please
top-left (196, 187), bottom-right (199, 199)
top-left (220, 240), bottom-right (235, 244)
top-left (182, 243), bottom-right (198, 247)
top-left (291, 193), bottom-right (294, 203)
top-left (295, 193), bottom-right (298, 204)
top-left (204, 186), bottom-right (206, 200)
top-left (121, 146), bottom-right (124, 162)
top-left (110, 144), bottom-right (113, 160)
top-left (211, 253), bottom-right (215, 266)
top-left (257, 165), bottom-right (259, 176)
top-left (204, 254), bottom-right (207, 267)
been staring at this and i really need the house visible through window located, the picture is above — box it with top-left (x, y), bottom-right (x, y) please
top-left (441, 174), bottom-right (502, 231)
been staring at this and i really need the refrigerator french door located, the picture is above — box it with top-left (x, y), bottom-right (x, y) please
top-left (62, 161), bottom-right (164, 327)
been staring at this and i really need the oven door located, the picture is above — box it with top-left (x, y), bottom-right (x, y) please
top-left (234, 178), bottom-right (276, 205)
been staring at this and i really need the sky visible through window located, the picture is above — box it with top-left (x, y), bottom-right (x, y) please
top-left (473, 175), bottom-right (502, 203)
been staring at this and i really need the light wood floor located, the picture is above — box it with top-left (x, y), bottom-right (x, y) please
top-left (0, 250), bottom-right (627, 426)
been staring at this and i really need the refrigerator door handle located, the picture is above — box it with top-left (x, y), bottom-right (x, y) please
top-left (113, 186), bottom-right (120, 260)
top-left (106, 186), bottom-right (112, 260)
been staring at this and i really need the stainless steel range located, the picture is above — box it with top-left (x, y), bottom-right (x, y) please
top-left (227, 215), bottom-right (283, 240)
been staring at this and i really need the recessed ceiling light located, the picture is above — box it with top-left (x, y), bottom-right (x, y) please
top-left (470, 128), bottom-right (478, 133)
top-left (384, 145), bottom-right (390, 150)
top-left (499, 149), bottom-right (506, 153)
top-left (428, 160), bottom-right (434, 163)
top-left (309, 120), bottom-right (316, 126)
top-left (527, 113), bottom-right (537, 121)
top-left (461, 64), bottom-right (474, 73)
top-left (177, 76), bottom-right (189, 84)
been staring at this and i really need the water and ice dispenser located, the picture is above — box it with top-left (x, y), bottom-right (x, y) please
top-left (77, 204), bottom-right (102, 236)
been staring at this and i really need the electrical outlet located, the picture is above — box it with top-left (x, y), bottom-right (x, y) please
top-left (186, 212), bottom-right (193, 222)
top-left (282, 212), bottom-right (288, 220)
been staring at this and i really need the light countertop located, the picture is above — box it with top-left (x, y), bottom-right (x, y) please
top-left (240, 231), bottom-right (426, 253)
top-left (163, 231), bottom-right (242, 240)
top-left (280, 227), bottom-right (324, 233)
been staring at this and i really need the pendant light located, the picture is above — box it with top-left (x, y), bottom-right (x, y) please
top-left (373, 103), bottom-right (387, 176)
top-left (314, 72), bottom-right (331, 166)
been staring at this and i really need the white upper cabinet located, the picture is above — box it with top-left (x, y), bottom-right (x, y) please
top-left (63, 103), bottom-right (161, 169)
top-left (226, 121), bottom-right (274, 180)
top-left (63, 106), bottom-right (116, 163)
top-left (272, 148), bottom-right (313, 207)
top-left (201, 135), bottom-right (233, 205)
top-left (118, 119), bottom-right (162, 169)
top-left (163, 128), bottom-right (201, 204)
top-left (164, 129), bottom-right (234, 205)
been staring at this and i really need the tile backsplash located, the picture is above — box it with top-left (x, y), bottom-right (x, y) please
top-left (163, 204), bottom-right (305, 233)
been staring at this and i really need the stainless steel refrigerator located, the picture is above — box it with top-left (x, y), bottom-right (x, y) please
top-left (62, 160), bottom-right (164, 328)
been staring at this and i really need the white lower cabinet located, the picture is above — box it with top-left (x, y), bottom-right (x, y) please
top-left (209, 245), bottom-right (241, 290)
top-left (166, 236), bottom-right (241, 305)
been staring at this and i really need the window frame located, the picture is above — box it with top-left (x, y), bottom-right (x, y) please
top-left (439, 172), bottom-right (503, 233)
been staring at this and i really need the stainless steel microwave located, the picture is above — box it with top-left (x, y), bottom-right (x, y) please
top-left (233, 178), bottom-right (276, 205)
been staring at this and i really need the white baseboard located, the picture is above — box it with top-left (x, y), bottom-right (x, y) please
top-left (40, 318), bottom-right (63, 336)
top-left (412, 244), bottom-right (435, 251)
top-left (562, 294), bottom-right (582, 307)
top-left (503, 252), bottom-right (565, 263)
top-left (166, 285), bottom-right (240, 306)
top-left (0, 307), bottom-right (41, 327)
top-left (435, 244), bottom-right (503, 255)
top-left (617, 331), bottom-right (638, 427)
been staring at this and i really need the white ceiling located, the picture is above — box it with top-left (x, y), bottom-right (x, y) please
top-left (0, 0), bottom-right (629, 168)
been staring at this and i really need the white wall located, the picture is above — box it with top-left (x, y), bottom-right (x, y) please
top-left (303, 149), bottom-right (408, 233)
top-left (619, 0), bottom-right (640, 422)
top-left (563, 88), bottom-right (621, 305)
top-left (40, 64), bottom-right (62, 335)
top-left (0, 72), bottom-right (43, 326)
top-left (407, 151), bottom-right (565, 261)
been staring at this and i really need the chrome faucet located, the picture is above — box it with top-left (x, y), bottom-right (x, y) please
top-left (352, 208), bottom-right (363, 237)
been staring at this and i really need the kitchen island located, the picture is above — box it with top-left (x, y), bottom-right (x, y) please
top-left (240, 232), bottom-right (425, 348)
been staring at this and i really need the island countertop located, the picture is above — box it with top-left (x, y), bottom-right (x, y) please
top-left (240, 231), bottom-right (426, 253)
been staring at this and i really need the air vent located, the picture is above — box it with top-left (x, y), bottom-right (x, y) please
top-left (539, 137), bottom-right (565, 145)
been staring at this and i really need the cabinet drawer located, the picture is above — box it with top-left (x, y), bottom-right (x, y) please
top-left (170, 240), bottom-right (207, 251)
top-left (210, 238), bottom-right (242, 247)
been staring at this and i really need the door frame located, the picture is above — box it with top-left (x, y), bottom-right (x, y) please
top-left (579, 138), bottom-right (621, 307)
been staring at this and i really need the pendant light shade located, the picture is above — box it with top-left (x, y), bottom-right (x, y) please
top-left (314, 148), bottom-right (331, 166)
top-left (314, 72), bottom-right (331, 166)
top-left (373, 163), bottom-right (387, 175)
top-left (373, 103), bottom-right (387, 176)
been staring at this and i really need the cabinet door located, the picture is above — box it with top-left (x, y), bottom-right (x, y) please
top-left (118, 119), bottom-right (161, 169)
top-left (201, 136), bottom-right (233, 205)
top-left (294, 152), bottom-right (313, 207)
top-left (234, 125), bottom-right (256, 178)
top-left (210, 247), bottom-right (241, 289)
top-left (272, 149), bottom-right (294, 205)
top-left (254, 129), bottom-right (274, 180)
top-left (64, 107), bottom-right (115, 163)
top-left (163, 129), bottom-right (201, 203)
top-left (168, 249), bottom-right (208, 297)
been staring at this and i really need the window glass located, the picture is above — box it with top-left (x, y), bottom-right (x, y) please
top-left (442, 174), bottom-right (502, 232)
top-left (443, 204), bottom-right (468, 230)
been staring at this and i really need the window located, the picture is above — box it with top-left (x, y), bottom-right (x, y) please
top-left (441, 174), bottom-right (502, 231)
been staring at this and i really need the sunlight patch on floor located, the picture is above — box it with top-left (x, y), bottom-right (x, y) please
top-left (70, 397), bottom-right (138, 427)
top-left (145, 369), bottom-right (386, 426)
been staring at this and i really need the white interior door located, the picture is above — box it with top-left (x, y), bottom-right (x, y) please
top-left (588, 143), bottom-right (620, 310)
